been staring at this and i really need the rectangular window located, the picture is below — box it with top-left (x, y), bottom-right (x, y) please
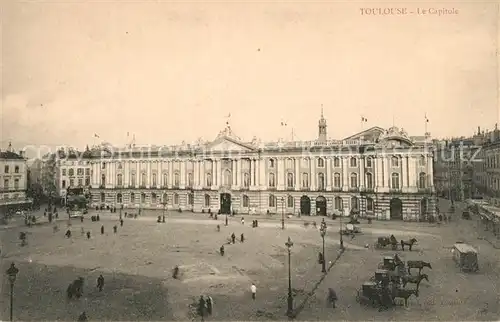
top-left (62, 169), bottom-right (67, 176)
top-left (4, 166), bottom-right (9, 173)
top-left (62, 180), bottom-right (66, 188)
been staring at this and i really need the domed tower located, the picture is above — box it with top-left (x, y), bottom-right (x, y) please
top-left (318, 107), bottom-right (327, 143)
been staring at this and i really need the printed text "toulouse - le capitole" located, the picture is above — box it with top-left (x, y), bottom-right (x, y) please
top-left (360, 8), bottom-right (459, 16)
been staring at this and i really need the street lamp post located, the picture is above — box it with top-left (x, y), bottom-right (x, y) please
top-left (339, 208), bottom-right (344, 249)
top-left (281, 197), bottom-right (285, 230)
top-left (320, 223), bottom-right (327, 273)
top-left (285, 237), bottom-right (294, 317)
top-left (6, 263), bottom-right (19, 322)
top-left (162, 202), bottom-right (167, 223)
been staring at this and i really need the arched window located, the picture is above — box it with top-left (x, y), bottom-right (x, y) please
top-left (287, 195), bottom-right (294, 208)
top-left (287, 173), bottom-right (294, 188)
top-left (391, 156), bottom-right (399, 167)
top-left (351, 196), bottom-right (359, 210)
top-left (100, 192), bottom-right (105, 202)
top-left (187, 173), bottom-right (193, 187)
top-left (268, 194), bottom-right (276, 207)
top-left (152, 173), bottom-right (157, 187)
top-left (162, 193), bottom-right (168, 204)
top-left (141, 192), bottom-right (146, 203)
top-left (243, 173), bottom-right (250, 187)
top-left (350, 173), bottom-right (358, 188)
top-left (318, 173), bottom-right (325, 190)
top-left (317, 158), bottom-right (324, 167)
top-left (204, 194), bottom-right (211, 207)
top-left (188, 193), bottom-right (194, 205)
top-left (242, 195), bottom-right (250, 207)
top-left (101, 174), bottom-right (106, 186)
top-left (223, 169), bottom-right (231, 186)
top-left (130, 192), bottom-right (135, 203)
top-left (206, 173), bottom-right (212, 187)
top-left (174, 172), bottom-right (180, 186)
top-left (333, 157), bottom-right (340, 167)
top-left (14, 166), bottom-right (19, 173)
top-left (151, 193), bottom-right (157, 203)
top-left (365, 157), bottom-right (373, 168)
top-left (391, 173), bottom-right (400, 189)
top-left (418, 172), bottom-right (427, 188)
top-left (302, 173), bottom-right (309, 188)
top-left (163, 172), bottom-right (168, 187)
top-left (268, 173), bottom-right (276, 187)
top-left (419, 155), bottom-right (426, 166)
top-left (302, 158), bottom-right (310, 168)
top-left (117, 174), bottom-right (123, 186)
top-left (286, 158), bottom-right (294, 169)
top-left (130, 172), bottom-right (136, 186)
top-left (350, 157), bottom-right (357, 167)
top-left (333, 173), bottom-right (341, 188)
top-left (334, 197), bottom-right (343, 210)
top-left (173, 193), bottom-right (179, 205)
top-left (117, 193), bottom-right (122, 203)
top-left (366, 197), bottom-right (374, 212)
top-left (141, 172), bottom-right (147, 186)
top-left (365, 172), bottom-right (373, 189)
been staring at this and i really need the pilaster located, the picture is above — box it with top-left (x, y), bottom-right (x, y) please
top-left (360, 157), bottom-right (365, 188)
top-left (311, 158), bottom-right (316, 190)
top-left (168, 161), bottom-right (173, 189)
top-left (295, 158), bottom-right (301, 191)
top-left (277, 157), bottom-right (285, 189)
top-left (326, 158), bottom-right (332, 190)
top-left (342, 157), bottom-right (348, 191)
top-left (146, 160), bottom-right (151, 188)
top-left (258, 158), bottom-right (266, 189)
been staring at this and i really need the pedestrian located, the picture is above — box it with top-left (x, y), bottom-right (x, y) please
top-left (113, 225), bottom-right (117, 233)
top-left (120, 218), bottom-right (124, 227)
top-left (81, 227), bottom-right (85, 235)
top-left (251, 283), bottom-right (257, 300)
top-left (252, 220), bottom-right (256, 228)
top-left (44, 211), bottom-right (46, 217)
top-left (96, 214), bottom-right (100, 221)
top-left (231, 233), bottom-right (236, 244)
top-left (173, 265), bottom-right (179, 279)
top-left (101, 225), bottom-right (104, 235)
top-left (240, 233), bottom-right (244, 243)
top-left (78, 311), bottom-right (88, 322)
top-left (86, 231), bottom-right (91, 239)
top-left (96, 274), bottom-right (104, 292)
top-left (220, 245), bottom-right (225, 256)
top-left (197, 295), bottom-right (206, 320)
top-left (241, 217), bottom-right (245, 225)
top-left (206, 295), bottom-right (213, 315)
top-left (65, 229), bottom-right (71, 238)
top-left (327, 288), bottom-right (337, 308)
top-left (217, 224), bottom-right (220, 232)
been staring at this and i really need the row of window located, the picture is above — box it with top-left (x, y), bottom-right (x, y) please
top-left (3, 165), bottom-right (20, 174)
top-left (102, 171), bottom-right (428, 189)
top-left (2, 178), bottom-right (20, 190)
top-left (104, 192), bottom-right (375, 212)
top-left (62, 168), bottom-right (91, 176)
top-left (62, 178), bottom-right (90, 188)
top-left (98, 155), bottom-right (428, 171)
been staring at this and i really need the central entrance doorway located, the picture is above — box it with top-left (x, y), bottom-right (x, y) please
top-left (390, 198), bottom-right (403, 220)
top-left (316, 196), bottom-right (327, 216)
top-left (300, 195), bottom-right (311, 216)
top-left (220, 193), bottom-right (231, 214)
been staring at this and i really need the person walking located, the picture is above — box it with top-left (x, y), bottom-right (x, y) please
top-left (97, 274), bottom-right (104, 292)
top-left (241, 217), bottom-right (245, 225)
top-left (206, 295), bottom-right (213, 315)
top-left (101, 225), bottom-right (104, 235)
top-left (251, 283), bottom-right (257, 300)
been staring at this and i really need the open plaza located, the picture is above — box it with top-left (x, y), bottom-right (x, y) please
top-left (1, 199), bottom-right (499, 321)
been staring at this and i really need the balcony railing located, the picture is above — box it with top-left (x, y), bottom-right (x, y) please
top-left (332, 187), bottom-right (342, 192)
top-left (139, 185), bottom-right (147, 189)
top-left (0, 188), bottom-right (24, 193)
top-left (348, 187), bottom-right (359, 192)
top-left (389, 188), bottom-right (402, 193)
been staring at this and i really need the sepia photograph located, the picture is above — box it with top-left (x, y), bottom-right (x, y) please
top-left (1, 1), bottom-right (499, 320)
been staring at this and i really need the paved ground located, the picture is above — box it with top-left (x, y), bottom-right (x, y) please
top-left (1, 198), bottom-right (499, 321)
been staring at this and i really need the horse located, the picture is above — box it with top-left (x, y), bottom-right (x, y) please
top-left (407, 260), bottom-right (432, 275)
top-left (401, 273), bottom-right (429, 290)
top-left (400, 238), bottom-right (418, 251)
top-left (67, 277), bottom-right (84, 299)
top-left (392, 288), bottom-right (419, 307)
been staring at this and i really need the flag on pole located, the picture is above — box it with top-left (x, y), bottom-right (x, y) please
top-left (94, 133), bottom-right (100, 138)
top-left (226, 113), bottom-right (231, 125)
top-left (425, 114), bottom-right (429, 123)
top-left (361, 117), bottom-right (368, 122)
top-left (281, 121), bottom-right (287, 126)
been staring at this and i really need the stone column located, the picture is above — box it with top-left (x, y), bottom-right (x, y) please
top-left (385, 156), bottom-right (390, 187)
top-left (236, 159), bottom-right (241, 186)
top-left (311, 159), bottom-right (316, 190)
top-left (258, 158), bottom-right (266, 188)
top-left (360, 157), bottom-right (365, 188)
top-left (253, 159), bottom-right (257, 186)
top-left (342, 157), bottom-right (349, 191)
top-left (277, 158), bottom-right (285, 189)
top-left (124, 161), bottom-right (129, 186)
top-left (326, 158), bottom-right (332, 190)
top-left (193, 160), bottom-right (198, 188)
top-left (427, 155), bottom-right (434, 187)
top-left (402, 156), bottom-right (408, 187)
top-left (168, 161), bottom-right (173, 189)
top-left (146, 160), bottom-right (151, 188)
top-left (217, 159), bottom-right (222, 187)
top-left (295, 158), bottom-right (301, 190)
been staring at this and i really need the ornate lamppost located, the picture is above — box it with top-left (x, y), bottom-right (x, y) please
top-left (320, 222), bottom-right (327, 273)
top-left (281, 197), bottom-right (285, 230)
top-left (285, 237), bottom-right (294, 317)
top-left (6, 263), bottom-right (19, 321)
top-left (162, 201), bottom-right (167, 223)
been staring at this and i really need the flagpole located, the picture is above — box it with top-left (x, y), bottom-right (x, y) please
top-left (424, 113), bottom-right (428, 136)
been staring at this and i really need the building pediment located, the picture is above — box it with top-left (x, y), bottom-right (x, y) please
top-left (206, 138), bottom-right (254, 152)
top-left (343, 126), bottom-right (385, 141)
top-left (377, 126), bottom-right (414, 147)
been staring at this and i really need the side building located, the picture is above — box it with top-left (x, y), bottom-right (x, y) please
top-left (0, 143), bottom-right (32, 213)
top-left (88, 116), bottom-right (436, 221)
top-left (54, 148), bottom-right (92, 205)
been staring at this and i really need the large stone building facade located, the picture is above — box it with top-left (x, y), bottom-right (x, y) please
top-left (0, 143), bottom-right (31, 212)
top-left (89, 115), bottom-right (436, 221)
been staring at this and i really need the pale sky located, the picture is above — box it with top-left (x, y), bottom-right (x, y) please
top-left (1, 1), bottom-right (499, 152)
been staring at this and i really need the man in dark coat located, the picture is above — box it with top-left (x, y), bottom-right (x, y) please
top-left (101, 225), bottom-right (104, 235)
top-left (220, 245), bottom-right (225, 256)
top-left (240, 233), bottom-right (244, 243)
top-left (120, 219), bottom-right (124, 227)
top-left (197, 296), bottom-right (206, 320)
top-left (86, 231), bottom-right (91, 239)
top-left (78, 311), bottom-right (88, 321)
top-left (206, 295), bottom-right (213, 315)
top-left (96, 274), bottom-right (104, 292)
top-left (327, 288), bottom-right (337, 308)
top-left (65, 229), bottom-right (71, 238)
top-left (113, 225), bottom-right (117, 233)
top-left (231, 233), bottom-right (236, 244)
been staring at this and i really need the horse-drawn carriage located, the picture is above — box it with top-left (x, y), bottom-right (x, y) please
top-left (452, 243), bottom-right (479, 272)
top-left (378, 256), bottom-right (402, 271)
top-left (356, 281), bottom-right (389, 307)
top-left (375, 235), bottom-right (398, 250)
top-left (340, 223), bottom-right (362, 235)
